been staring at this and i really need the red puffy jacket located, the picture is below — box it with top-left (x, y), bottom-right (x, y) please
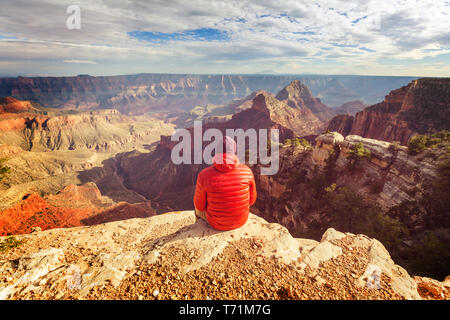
top-left (194, 153), bottom-right (257, 231)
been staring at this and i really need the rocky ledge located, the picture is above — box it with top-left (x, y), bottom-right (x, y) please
top-left (0, 211), bottom-right (448, 300)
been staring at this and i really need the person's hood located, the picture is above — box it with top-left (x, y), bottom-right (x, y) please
top-left (213, 153), bottom-right (239, 172)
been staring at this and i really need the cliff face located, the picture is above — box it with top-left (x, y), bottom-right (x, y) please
top-left (252, 132), bottom-right (439, 232)
top-left (326, 114), bottom-right (354, 136)
top-left (0, 74), bottom-right (416, 113)
top-left (0, 107), bottom-right (174, 152)
top-left (327, 79), bottom-right (450, 145)
top-left (2, 210), bottom-right (446, 300)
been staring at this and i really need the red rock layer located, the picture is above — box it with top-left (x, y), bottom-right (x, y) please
top-left (0, 97), bottom-right (37, 114)
top-left (326, 78), bottom-right (450, 145)
top-left (0, 184), bottom-right (155, 236)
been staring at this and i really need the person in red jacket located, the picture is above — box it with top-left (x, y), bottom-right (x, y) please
top-left (194, 136), bottom-right (257, 231)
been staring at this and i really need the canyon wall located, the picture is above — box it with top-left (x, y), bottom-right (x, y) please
top-left (0, 74), bottom-right (416, 113)
top-left (327, 78), bottom-right (450, 145)
top-left (252, 132), bottom-right (440, 232)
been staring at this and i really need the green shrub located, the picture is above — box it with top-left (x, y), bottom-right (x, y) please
top-left (298, 138), bottom-right (311, 150)
top-left (0, 236), bottom-right (25, 253)
top-left (346, 142), bottom-right (371, 170)
top-left (289, 138), bottom-right (311, 150)
top-left (388, 141), bottom-right (401, 152)
top-left (323, 186), bottom-right (408, 252)
top-left (408, 135), bottom-right (428, 155)
top-left (408, 130), bottom-right (450, 155)
top-left (0, 157), bottom-right (11, 182)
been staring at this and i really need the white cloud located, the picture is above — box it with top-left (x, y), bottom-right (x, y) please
top-left (64, 59), bottom-right (97, 64)
top-left (0, 0), bottom-right (448, 76)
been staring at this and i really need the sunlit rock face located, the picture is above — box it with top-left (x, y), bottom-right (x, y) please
top-left (327, 79), bottom-right (450, 145)
top-left (252, 132), bottom-right (439, 232)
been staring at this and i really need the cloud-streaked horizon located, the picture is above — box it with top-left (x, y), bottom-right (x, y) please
top-left (0, 0), bottom-right (449, 77)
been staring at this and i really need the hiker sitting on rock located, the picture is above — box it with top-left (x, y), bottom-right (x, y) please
top-left (194, 136), bottom-right (257, 231)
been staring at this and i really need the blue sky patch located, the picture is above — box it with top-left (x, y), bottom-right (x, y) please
top-left (359, 46), bottom-right (376, 52)
top-left (352, 15), bottom-right (368, 24)
top-left (0, 32), bottom-right (17, 40)
top-left (128, 28), bottom-right (230, 43)
top-left (332, 43), bottom-right (358, 48)
top-left (293, 31), bottom-right (316, 35)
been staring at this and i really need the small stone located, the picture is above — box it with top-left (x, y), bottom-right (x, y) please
top-left (315, 275), bottom-right (326, 286)
top-left (30, 227), bottom-right (42, 234)
top-left (152, 289), bottom-right (160, 297)
top-left (55, 291), bottom-right (65, 299)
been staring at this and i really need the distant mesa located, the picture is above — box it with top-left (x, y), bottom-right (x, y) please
top-left (334, 100), bottom-right (367, 116)
top-left (0, 73), bottom-right (416, 114)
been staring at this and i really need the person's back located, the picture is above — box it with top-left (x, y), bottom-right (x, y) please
top-left (194, 137), bottom-right (256, 231)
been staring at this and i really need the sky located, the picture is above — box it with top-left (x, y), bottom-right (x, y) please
top-left (0, 0), bottom-right (449, 77)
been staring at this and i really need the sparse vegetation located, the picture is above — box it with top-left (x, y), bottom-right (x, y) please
top-left (385, 149), bottom-right (450, 279)
top-left (283, 138), bottom-right (311, 150)
top-left (0, 157), bottom-right (11, 182)
top-left (0, 236), bottom-right (25, 253)
top-left (323, 186), bottom-right (409, 254)
top-left (408, 135), bottom-right (428, 155)
top-left (294, 138), bottom-right (311, 150)
top-left (388, 141), bottom-right (402, 152)
top-left (346, 142), bottom-right (371, 170)
top-left (407, 130), bottom-right (450, 155)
